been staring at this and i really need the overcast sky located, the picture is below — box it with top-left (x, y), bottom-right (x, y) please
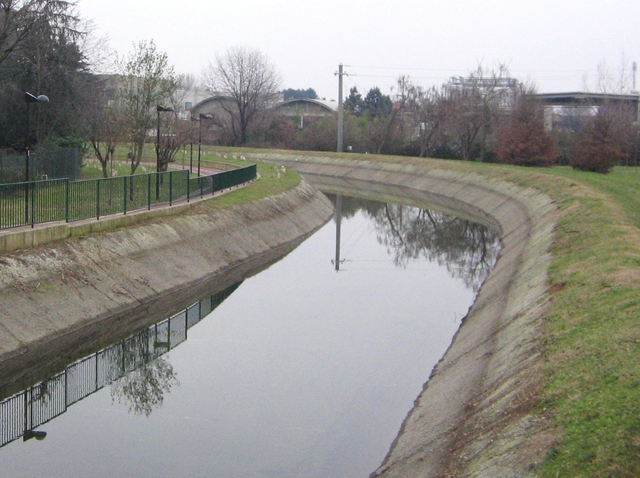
top-left (77, 0), bottom-right (639, 100)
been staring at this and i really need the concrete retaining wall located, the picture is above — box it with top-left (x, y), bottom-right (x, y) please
top-left (0, 179), bottom-right (334, 390)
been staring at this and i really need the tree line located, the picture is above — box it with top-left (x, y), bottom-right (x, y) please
top-left (0, 0), bottom-right (634, 183)
top-left (280, 64), bottom-right (638, 174)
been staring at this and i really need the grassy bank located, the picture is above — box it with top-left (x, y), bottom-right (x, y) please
top-left (531, 167), bottom-right (640, 477)
top-left (434, 161), bottom-right (639, 476)
top-left (79, 146), bottom-right (300, 210)
top-left (199, 160), bottom-right (300, 208)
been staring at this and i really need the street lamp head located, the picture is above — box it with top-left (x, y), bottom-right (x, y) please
top-left (25, 92), bottom-right (49, 104)
top-left (199, 113), bottom-right (213, 120)
top-left (157, 105), bottom-right (174, 112)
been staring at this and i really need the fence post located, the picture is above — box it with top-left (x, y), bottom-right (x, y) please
top-left (96, 178), bottom-right (101, 220)
top-left (187, 173), bottom-right (190, 203)
top-left (65, 179), bottom-right (70, 222)
top-left (30, 182), bottom-right (35, 228)
top-left (169, 171), bottom-right (173, 206)
top-left (123, 176), bottom-right (127, 215)
top-left (147, 173), bottom-right (151, 210)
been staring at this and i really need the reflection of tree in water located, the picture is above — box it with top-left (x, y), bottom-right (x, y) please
top-left (111, 357), bottom-right (179, 417)
top-left (367, 203), bottom-right (500, 292)
top-left (110, 330), bottom-right (180, 417)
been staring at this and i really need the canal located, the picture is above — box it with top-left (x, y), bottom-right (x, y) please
top-left (0, 195), bottom-right (500, 478)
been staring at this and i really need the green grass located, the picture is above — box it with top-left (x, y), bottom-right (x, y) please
top-left (520, 167), bottom-right (640, 477)
top-left (79, 160), bottom-right (155, 179)
top-left (195, 162), bottom-right (300, 209)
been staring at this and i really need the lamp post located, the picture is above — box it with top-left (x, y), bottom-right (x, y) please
top-left (24, 92), bottom-right (49, 224)
top-left (197, 113), bottom-right (213, 176)
top-left (155, 105), bottom-right (174, 199)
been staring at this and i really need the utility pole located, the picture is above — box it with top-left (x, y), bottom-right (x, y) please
top-left (336, 64), bottom-right (347, 153)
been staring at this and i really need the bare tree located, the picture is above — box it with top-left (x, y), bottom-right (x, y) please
top-left (84, 77), bottom-right (127, 177)
top-left (78, 18), bottom-right (117, 75)
top-left (405, 82), bottom-right (448, 157)
top-left (202, 46), bottom-right (281, 145)
top-left (584, 56), bottom-right (635, 95)
top-left (155, 113), bottom-right (192, 172)
top-left (444, 63), bottom-right (517, 160)
top-left (367, 77), bottom-right (409, 154)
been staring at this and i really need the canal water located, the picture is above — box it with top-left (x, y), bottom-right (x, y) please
top-left (0, 195), bottom-right (499, 478)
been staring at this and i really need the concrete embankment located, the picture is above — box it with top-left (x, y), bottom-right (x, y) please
top-left (0, 179), bottom-right (333, 390)
top-left (250, 153), bottom-right (556, 478)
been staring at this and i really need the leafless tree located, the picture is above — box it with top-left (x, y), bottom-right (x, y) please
top-left (78, 18), bottom-right (117, 75)
top-left (366, 76), bottom-right (410, 154)
top-left (584, 56), bottom-right (635, 95)
top-left (404, 81), bottom-right (449, 157)
top-left (83, 78), bottom-right (127, 177)
top-left (202, 46), bottom-right (281, 145)
top-left (444, 63), bottom-right (517, 160)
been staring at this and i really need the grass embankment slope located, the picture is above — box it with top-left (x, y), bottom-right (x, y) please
top-left (530, 166), bottom-right (640, 477)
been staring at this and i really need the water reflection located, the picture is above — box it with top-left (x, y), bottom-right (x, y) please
top-left (0, 282), bottom-right (241, 448)
top-left (0, 196), bottom-right (501, 478)
top-left (328, 194), bottom-right (500, 291)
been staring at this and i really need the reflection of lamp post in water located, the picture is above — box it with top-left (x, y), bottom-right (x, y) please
top-left (23, 429), bottom-right (47, 442)
top-left (197, 113), bottom-right (213, 176)
top-left (24, 92), bottom-right (49, 223)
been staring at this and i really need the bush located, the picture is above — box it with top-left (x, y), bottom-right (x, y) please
top-left (494, 94), bottom-right (558, 167)
top-left (571, 115), bottom-right (627, 174)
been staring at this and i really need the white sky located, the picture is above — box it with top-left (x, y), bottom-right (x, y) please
top-left (77, 0), bottom-right (640, 101)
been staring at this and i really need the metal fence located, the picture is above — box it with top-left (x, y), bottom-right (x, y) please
top-left (0, 164), bottom-right (257, 230)
top-left (0, 281), bottom-right (242, 448)
top-left (0, 148), bottom-right (81, 184)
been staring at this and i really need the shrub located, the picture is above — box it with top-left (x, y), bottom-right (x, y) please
top-left (571, 115), bottom-right (627, 174)
top-left (495, 94), bottom-right (558, 167)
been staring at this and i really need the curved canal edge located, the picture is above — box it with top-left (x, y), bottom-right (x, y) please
top-left (0, 179), bottom-right (334, 390)
top-left (251, 152), bottom-right (557, 478)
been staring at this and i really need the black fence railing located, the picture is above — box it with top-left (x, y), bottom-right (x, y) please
top-left (0, 164), bottom-right (257, 230)
top-left (0, 148), bottom-right (81, 184)
top-left (0, 282), bottom-right (242, 448)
